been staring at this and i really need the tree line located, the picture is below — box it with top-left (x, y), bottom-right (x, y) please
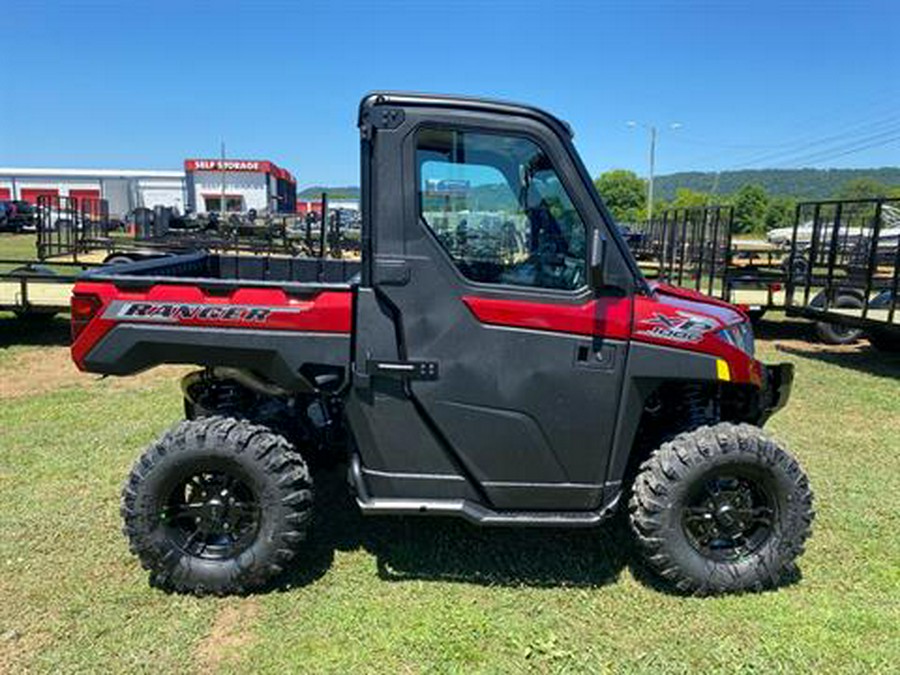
top-left (594, 169), bottom-right (900, 234)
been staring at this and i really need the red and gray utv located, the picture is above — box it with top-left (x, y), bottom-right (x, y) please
top-left (70, 93), bottom-right (813, 595)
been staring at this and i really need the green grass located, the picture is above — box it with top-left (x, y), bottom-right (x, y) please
top-left (0, 234), bottom-right (39, 269)
top-left (1, 319), bottom-right (899, 673)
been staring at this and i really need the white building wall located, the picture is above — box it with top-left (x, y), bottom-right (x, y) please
top-left (2, 177), bottom-right (102, 196)
top-left (0, 168), bottom-right (187, 217)
top-left (137, 177), bottom-right (186, 212)
top-left (192, 171), bottom-right (268, 213)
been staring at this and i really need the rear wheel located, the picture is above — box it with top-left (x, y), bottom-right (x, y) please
top-left (121, 416), bottom-right (312, 595)
top-left (814, 293), bottom-right (863, 345)
top-left (629, 423), bottom-right (813, 595)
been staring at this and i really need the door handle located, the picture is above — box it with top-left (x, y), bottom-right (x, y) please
top-left (574, 343), bottom-right (617, 370)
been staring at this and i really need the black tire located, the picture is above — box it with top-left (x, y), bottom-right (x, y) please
top-left (814, 293), bottom-right (863, 345)
top-left (629, 423), bottom-right (813, 595)
top-left (121, 416), bottom-right (313, 595)
top-left (868, 329), bottom-right (900, 352)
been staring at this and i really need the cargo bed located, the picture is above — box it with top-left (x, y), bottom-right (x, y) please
top-left (79, 251), bottom-right (362, 288)
top-left (71, 252), bottom-right (360, 390)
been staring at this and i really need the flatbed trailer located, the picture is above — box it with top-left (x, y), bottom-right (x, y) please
top-left (0, 193), bottom-right (356, 320)
top-left (784, 197), bottom-right (900, 349)
top-left (0, 259), bottom-right (95, 316)
top-left (630, 206), bottom-right (788, 319)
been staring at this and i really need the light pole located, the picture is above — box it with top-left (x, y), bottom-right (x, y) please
top-left (628, 121), bottom-right (681, 223)
top-left (220, 141), bottom-right (226, 215)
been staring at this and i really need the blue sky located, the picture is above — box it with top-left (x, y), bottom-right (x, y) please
top-left (2, 0), bottom-right (897, 188)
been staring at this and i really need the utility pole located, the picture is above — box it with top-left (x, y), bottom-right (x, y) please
top-left (220, 141), bottom-right (226, 215)
top-left (648, 125), bottom-right (657, 224)
top-left (628, 121), bottom-right (680, 224)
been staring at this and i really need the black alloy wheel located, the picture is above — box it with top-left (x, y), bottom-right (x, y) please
top-left (681, 470), bottom-right (775, 562)
top-left (122, 416), bottom-right (313, 595)
top-left (162, 469), bottom-right (261, 561)
top-left (629, 423), bottom-right (814, 594)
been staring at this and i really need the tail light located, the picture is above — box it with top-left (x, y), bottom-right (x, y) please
top-left (71, 293), bottom-right (102, 341)
top-left (769, 283), bottom-right (782, 292)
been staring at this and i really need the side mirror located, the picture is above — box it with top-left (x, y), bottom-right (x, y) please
top-left (590, 229), bottom-right (607, 290)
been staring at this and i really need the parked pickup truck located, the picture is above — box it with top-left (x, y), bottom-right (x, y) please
top-left (71, 92), bottom-right (812, 596)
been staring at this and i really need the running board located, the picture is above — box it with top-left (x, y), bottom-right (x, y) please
top-left (350, 456), bottom-right (619, 528)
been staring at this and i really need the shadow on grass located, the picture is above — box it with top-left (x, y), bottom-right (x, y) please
top-left (754, 316), bottom-right (900, 379)
top-left (753, 316), bottom-right (814, 342)
top-left (271, 464), bottom-right (629, 592)
top-left (0, 313), bottom-right (71, 348)
top-left (775, 342), bottom-right (900, 378)
top-left (271, 465), bottom-right (804, 596)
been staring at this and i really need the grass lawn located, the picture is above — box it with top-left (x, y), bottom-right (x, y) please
top-left (0, 234), bottom-right (39, 269)
top-left (1, 315), bottom-right (899, 673)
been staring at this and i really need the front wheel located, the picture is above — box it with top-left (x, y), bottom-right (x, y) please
top-left (629, 423), bottom-right (813, 595)
top-left (121, 416), bottom-right (313, 595)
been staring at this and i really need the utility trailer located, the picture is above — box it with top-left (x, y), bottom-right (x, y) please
top-left (0, 193), bottom-right (356, 321)
top-left (70, 92), bottom-right (813, 597)
top-left (0, 196), bottom-right (109, 318)
top-left (784, 197), bottom-right (900, 350)
top-left (631, 206), bottom-right (787, 321)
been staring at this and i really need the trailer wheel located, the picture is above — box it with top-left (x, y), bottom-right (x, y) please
top-left (629, 423), bottom-right (813, 595)
top-left (868, 329), bottom-right (900, 352)
top-left (814, 293), bottom-right (863, 345)
top-left (121, 416), bottom-right (312, 595)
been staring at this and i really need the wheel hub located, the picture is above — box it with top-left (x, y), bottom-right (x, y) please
top-left (162, 470), bottom-right (260, 560)
top-left (682, 472), bottom-right (775, 562)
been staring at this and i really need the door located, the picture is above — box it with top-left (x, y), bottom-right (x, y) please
top-left (69, 189), bottom-right (102, 219)
top-left (371, 122), bottom-right (632, 511)
top-left (20, 188), bottom-right (59, 205)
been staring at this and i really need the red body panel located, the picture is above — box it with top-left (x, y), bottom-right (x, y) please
top-left (462, 282), bottom-right (761, 386)
top-left (70, 281), bottom-right (353, 371)
top-left (461, 296), bottom-right (632, 341)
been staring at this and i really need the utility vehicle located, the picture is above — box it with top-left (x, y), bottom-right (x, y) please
top-left (70, 93), bottom-right (813, 596)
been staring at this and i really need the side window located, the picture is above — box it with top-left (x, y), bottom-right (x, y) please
top-left (417, 128), bottom-right (587, 290)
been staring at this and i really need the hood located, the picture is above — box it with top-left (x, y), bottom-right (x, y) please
top-left (648, 282), bottom-right (747, 329)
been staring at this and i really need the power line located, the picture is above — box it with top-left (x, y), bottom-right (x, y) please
top-left (728, 117), bottom-right (900, 169)
top-left (668, 108), bottom-right (900, 170)
top-left (773, 134), bottom-right (900, 168)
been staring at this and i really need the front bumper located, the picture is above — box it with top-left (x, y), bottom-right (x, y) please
top-left (760, 363), bottom-right (794, 419)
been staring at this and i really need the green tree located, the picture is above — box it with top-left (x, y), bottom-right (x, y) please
top-left (671, 188), bottom-right (711, 209)
top-left (764, 196), bottom-right (796, 231)
top-left (834, 178), bottom-right (890, 201)
top-left (733, 184), bottom-right (769, 233)
top-left (594, 169), bottom-right (646, 223)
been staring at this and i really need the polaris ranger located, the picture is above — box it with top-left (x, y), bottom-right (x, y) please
top-left (70, 93), bottom-right (813, 596)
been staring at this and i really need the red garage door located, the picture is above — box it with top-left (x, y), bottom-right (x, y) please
top-left (20, 188), bottom-right (59, 205)
top-left (69, 189), bottom-right (100, 203)
top-left (69, 189), bottom-right (102, 215)
top-left (0, 188), bottom-right (10, 200)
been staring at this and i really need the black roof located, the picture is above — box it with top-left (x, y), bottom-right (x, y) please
top-left (359, 91), bottom-right (573, 139)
